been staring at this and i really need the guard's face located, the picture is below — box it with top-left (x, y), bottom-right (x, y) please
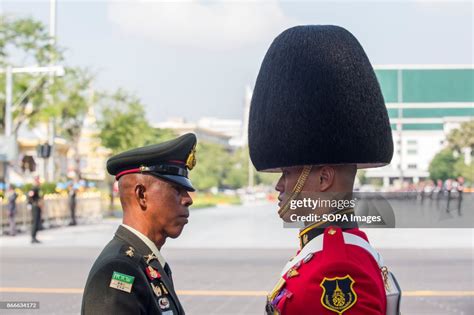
top-left (275, 166), bottom-right (320, 208)
top-left (147, 178), bottom-right (193, 239)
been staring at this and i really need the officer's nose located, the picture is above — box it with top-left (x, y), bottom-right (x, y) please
top-left (182, 191), bottom-right (193, 207)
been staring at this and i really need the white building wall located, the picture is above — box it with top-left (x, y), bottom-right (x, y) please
top-left (366, 120), bottom-right (468, 186)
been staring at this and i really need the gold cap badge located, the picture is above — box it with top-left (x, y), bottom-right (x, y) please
top-left (186, 145), bottom-right (197, 170)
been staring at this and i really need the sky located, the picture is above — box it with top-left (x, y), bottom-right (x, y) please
top-left (1, 0), bottom-right (472, 124)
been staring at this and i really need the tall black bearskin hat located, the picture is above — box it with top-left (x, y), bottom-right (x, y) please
top-left (249, 25), bottom-right (393, 171)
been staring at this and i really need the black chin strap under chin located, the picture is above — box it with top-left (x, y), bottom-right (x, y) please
top-left (278, 165), bottom-right (313, 218)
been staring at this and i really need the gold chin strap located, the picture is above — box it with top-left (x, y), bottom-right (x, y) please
top-left (278, 165), bottom-right (313, 218)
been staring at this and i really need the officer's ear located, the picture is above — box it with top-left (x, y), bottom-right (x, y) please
top-left (135, 184), bottom-right (147, 210)
top-left (318, 166), bottom-right (335, 192)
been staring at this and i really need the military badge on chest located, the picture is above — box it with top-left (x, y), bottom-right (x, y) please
top-left (266, 277), bottom-right (293, 315)
top-left (143, 254), bottom-right (174, 312)
top-left (151, 283), bottom-right (162, 297)
top-left (146, 265), bottom-right (161, 280)
top-left (159, 296), bottom-right (170, 309)
top-left (320, 275), bottom-right (357, 314)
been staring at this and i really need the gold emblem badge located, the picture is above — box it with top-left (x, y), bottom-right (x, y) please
top-left (139, 165), bottom-right (150, 172)
top-left (151, 283), bottom-right (162, 297)
top-left (125, 246), bottom-right (135, 257)
top-left (186, 145), bottom-right (197, 170)
top-left (320, 275), bottom-right (357, 314)
top-left (160, 283), bottom-right (169, 295)
top-left (286, 268), bottom-right (299, 279)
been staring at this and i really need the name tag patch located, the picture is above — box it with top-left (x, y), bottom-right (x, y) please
top-left (109, 271), bottom-right (135, 293)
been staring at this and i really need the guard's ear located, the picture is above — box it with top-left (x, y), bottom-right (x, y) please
top-left (135, 184), bottom-right (147, 210)
top-left (318, 166), bottom-right (335, 192)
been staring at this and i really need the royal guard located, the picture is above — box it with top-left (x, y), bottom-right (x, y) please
top-left (249, 25), bottom-right (401, 314)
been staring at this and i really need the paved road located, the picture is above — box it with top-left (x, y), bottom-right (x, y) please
top-left (0, 203), bottom-right (472, 314)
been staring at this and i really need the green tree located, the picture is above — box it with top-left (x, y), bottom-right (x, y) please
top-left (446, 121), bottom-right (474, 184)
top-left (222, 147), bottom-right (248, 189)
top-left (255, 172), bottom-right (280, 187)
top-left (0, 15), bottom-right (61, 66)
top-left (97, 89), bottom-right (158, 154)
top-left (52, 68), bottom-right (94, 140)
top-left (447, 120), bottom-right (474, 154)
top-left (52, 68), bottom-right (94, 179)
top-left (222, 146), bottom-right (280, 189)
top-left (190, 142), bottom-right (229, 191)
top-left (1, 15), bottom-right (64, 132)
top-left (454, 159), bottom-right (474, 184)
top-left (357, 170), bottom-right (368, 185)
top-left (428, 148), bottom-right (460, 181)
top-left (96, 89), bottom-right (172, 211)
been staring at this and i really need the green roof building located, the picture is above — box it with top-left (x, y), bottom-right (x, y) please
top-left (365, 65), bottom-right (473, 187)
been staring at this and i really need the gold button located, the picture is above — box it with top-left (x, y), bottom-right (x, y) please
top-left (328, 228), bottom-right (337, 235)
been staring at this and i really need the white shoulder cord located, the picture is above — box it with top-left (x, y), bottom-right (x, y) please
top-left (281, 232), bottom-right (383, 277)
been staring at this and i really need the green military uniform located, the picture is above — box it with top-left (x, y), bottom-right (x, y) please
top-left (81, 225), bottom-right (184, 315)
top-left (82, 133), bottom-right (197, 315)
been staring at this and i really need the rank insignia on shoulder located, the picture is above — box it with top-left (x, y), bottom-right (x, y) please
top-left (146, 266), bottom-right (161, 280)
top-left (109, 271), bottom-right (135, 293)
top-left (125, 246), bottom-right (135, 258)
top-left (320, 275), bottom-right (357, 315)
top-left (286, 268), bottom-right (299, 279)
top-left (151, 283), bottom-right (162, 297)
top-left (158, 297), bottom-right (170, 309)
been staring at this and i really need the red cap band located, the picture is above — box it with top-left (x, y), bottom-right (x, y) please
top-left (168, 160), bottom-right (185, 165)
top-left (115, 168), bottom-right (141, 180)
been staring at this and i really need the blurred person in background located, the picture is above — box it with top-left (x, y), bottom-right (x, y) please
top-left (68, 182), bottom-right (77, 226)
top-left (455, 176), bottom-right (465, 215)
top-left (445, 178), bottom-right (453, 212)
top-left (28, 176), bottom-right (42, 244)
top-left (433, 179), bottom-right (444, 206)
top-left (7, 184), bottom-right (18, 236)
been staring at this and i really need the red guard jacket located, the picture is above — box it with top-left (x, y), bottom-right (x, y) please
top-left (266, 226), bottom-right (386, 315)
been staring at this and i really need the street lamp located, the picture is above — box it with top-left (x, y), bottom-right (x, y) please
top-left (2, 65), bottom-right (65, 137)
top-left (1, 65), bottom-right (64, 186)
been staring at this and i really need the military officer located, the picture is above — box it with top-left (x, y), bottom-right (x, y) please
top-left (248, 26), bottom-right (401, 314)
top-left (81, 133), bottom-right (197, 315)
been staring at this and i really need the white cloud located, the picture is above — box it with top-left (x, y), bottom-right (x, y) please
top-left (107, 0), bottom-right (293, 49)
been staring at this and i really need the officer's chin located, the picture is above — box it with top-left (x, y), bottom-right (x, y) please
top-left (167, 223), bottom-right (187, 239)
